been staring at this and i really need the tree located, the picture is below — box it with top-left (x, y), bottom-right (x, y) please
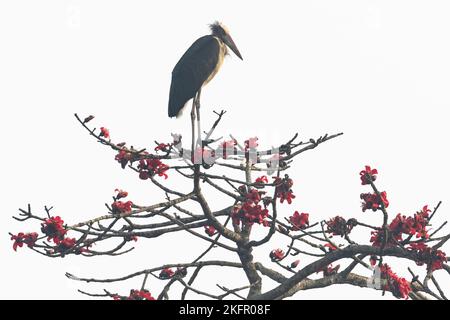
top-left (9, 111), bottom-right (449, 300)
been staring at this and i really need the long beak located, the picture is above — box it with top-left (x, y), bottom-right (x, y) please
top-left (223, 34), bottom-right (243, 60)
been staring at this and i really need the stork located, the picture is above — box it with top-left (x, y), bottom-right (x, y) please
top-left (168, 21), bottom-right (243, 151)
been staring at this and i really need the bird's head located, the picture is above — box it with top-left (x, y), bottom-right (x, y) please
top-left (209, 21), bottom-right (243, 60)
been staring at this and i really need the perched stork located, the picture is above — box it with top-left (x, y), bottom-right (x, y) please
top-left (168, 22), bottom-right (242, 150)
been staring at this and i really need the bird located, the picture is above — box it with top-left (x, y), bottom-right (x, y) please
top-left (168, 21), bottom-right (243, 119)
top-left (168, 21), bottom-right (243, 125)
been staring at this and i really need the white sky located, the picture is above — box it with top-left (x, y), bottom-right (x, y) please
top-left (1, 0), bottom-right (449, 299)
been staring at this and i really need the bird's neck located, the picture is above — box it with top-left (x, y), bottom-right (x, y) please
top-left (214, 36), bottom-right (228, 56)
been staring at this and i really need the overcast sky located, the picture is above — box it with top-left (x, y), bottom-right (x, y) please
top-left (1, 0), bottom-right (449, 299)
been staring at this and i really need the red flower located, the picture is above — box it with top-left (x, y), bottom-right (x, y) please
top-left (270, 249), bottom-right (285, 261)
top-left (389, 214), bottom-right (412, 236)
top-left (255, 175), bottom-right (268, 185)
top-left (154, 143), bottom-right (170, 152)
top-left (360, 191), bottom-right (389, 212)
top-left (289, 211), bottom-right (309, 231)
top-left (324, 243), bottom-right (337, 251)
top-left (379, 264), bottom-right (411, 299)
top-left (232, 187), bottom-right (269, 227)
top-left (115, 150), bottom-right (133, 169)
top-left (41, 216), bottom-right (67, 244)
top-left (114, 189), bottom-right (128, 200)
top-left (231, 202), bottom-right (269, 227)
top-left (274, 175), bottom-right (295, 204)
top-left (370, 255), bottom-right (378, 266)
top-left (408, 207), bottom-right (430, 238)
top-left (291, 260), bottom-right (300, 268)
top-left (112, 201), bottom-right (133, 214)
top-left (388, 208), bottom-right (430, 241)
top-left (139, 171), bottom-right (149, 180)
top-left (325, 216), bottom-right (356, 236)
top-left (245, 188), bottom-right (262, 204)
top-left (244, 137), bottom-right (259, 149)
top-left (11, 232), bottom-right (38, 251)
top-left (279, 191), bottom-right (295, 204)
top-left (99, 127), bottom-right (110, 139)
top-left (159, 268), bottom-right (175, 279)
top-left (360, 165), bottom-right (378, 185)
top-left (204, 225), bottom-right (217, 237)
top-left (119, 289), bottom-right (155, 300)
top-left (418, 205), bottom-right (431, 218)
top-left (56, 237), bottom-right (77, 253)
top-left (138, 158), bottom-right (169, 179)
top-left (408, 243), bottom-right (447, 271)
top-left (392, 277), bottom-right (411, 300)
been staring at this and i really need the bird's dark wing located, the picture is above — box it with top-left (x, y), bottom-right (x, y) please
top-left (168, 35), bottom-right (220, 117)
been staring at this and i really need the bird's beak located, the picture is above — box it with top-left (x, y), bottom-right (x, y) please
top-left (223, 34), bottom-right (243, 60)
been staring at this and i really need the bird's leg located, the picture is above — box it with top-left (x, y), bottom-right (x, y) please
top-left (195, 88), bottom-right (202, 151)
top-left (190, 96), bottom-right (196, 161)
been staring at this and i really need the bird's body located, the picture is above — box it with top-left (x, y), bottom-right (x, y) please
top-left (168, 36), bottom-right (223, 118)
top-left (168, 22), bottom-right (242, 118)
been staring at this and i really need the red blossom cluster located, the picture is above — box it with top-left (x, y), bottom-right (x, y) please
top-left (389, 207), bottom-right (430, 240)
top-left (232, 187), bottom-right (269, 227)
top-left (360, 191), bottom-right (389, 212)
top-left (270, 249), bottom-right (285, 261)
top-left (115, 150), bottom-right (133, 169)
top-left (359, 165), bottom-right (378, 185)
top-left (243, 187), bottom-right (262, 204)
top-left (370, 205), bottom-right (434, 248)
top-left (325, 216), bottom-right (356, 237)
top-left (408, 243), bottom-right (447, 271)
top-left (113, 289), bottom-right (155, 301)
top-left (10, 232), bottom-right (38, 251)
top-left (112, 201), bottom-right (133, 214)
top-left (17, 215), bottom-right (81, 255)
top-left (154, 143), bottom-right (170, 152)
top-left (159, 268), bottom-right (175, 279)
top-left (379, 264), bottom-right (411, 299)
top-left (288, 211), bottom-right (309, 231)
top-left (55, 237), bottom-right (77, 253)
top-left (41, 216), bottom-right (67, 243)
top-left (274, 175), bottom-right (295, 204)
top-left (204, 225), bottom-right (217, 237)
top-left (138, 158), bottom-right (169, 180)
top-left (318, 264), bottom-right (340, 276)
top-left (99, 127), bottom-right (110, 139)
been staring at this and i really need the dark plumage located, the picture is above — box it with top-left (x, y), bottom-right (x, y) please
top-left (168, 36), bottom-right (220, 118)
